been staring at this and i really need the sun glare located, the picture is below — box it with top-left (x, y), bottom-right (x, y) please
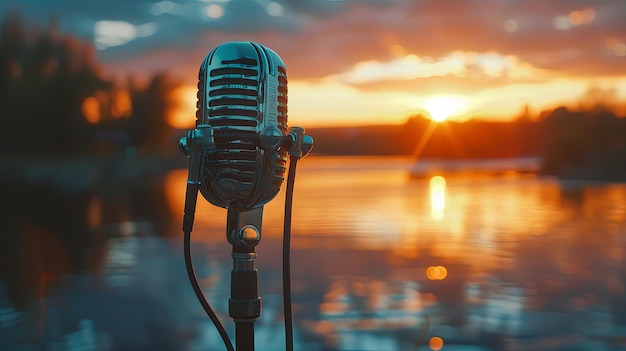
top-left (424, 95), bottom-right (468, 122)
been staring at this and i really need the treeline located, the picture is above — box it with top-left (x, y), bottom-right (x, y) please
top-left (309, 116), bottom-right (544, 158)
top-left (0, 12), bottom-right (176, 156)
top-left (541, 107), bottom-right (626, 181)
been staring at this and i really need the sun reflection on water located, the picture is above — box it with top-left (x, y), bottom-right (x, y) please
top-left (157, 157), bottom-right (626, 349)
top-left (429, 176), bottom-right (446, 222)
top-left (163, 156), bottom-right (579, 259)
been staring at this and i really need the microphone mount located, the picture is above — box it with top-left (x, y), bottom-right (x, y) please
top-left (180, 124), bottom-right (313, 162)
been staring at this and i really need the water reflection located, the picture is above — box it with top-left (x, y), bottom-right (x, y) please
top-left (0, 174), bottom-right (189, 350)
top-left (429, 176), bottom-right (447, 222)
top-left (1, 156), bottom-right (626, 350)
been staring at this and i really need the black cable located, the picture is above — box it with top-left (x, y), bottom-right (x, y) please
top-left (282, 156), bottom-right (298, 351)
top-left (183, 182), bottom-right (235, 351)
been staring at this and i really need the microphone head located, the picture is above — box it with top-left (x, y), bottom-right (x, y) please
top-left (196, 41), bottom-right (288, 211)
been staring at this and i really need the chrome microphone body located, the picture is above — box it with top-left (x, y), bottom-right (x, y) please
top-left (196, 41), bottom-right (289, 211)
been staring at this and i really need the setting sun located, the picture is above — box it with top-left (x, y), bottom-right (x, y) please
top-left (424, 95), bottom-right (468, 122)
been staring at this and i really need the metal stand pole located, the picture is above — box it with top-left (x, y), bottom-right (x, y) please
top-left (226, 207), bottom-right (264, 351)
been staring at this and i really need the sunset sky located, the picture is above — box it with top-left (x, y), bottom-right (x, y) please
top-left (2, 0), bottom-right (626, 127)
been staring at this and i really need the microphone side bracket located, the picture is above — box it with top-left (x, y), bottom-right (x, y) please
top-left (284, 126), bottom-right (314, 158)
top-left (179, 124), bottom-right (215, 184)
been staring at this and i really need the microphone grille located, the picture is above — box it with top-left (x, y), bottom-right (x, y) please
top-left (196, 42), bottom-right (288, 210)
top-left (277, 65), bottom-right (288, 131)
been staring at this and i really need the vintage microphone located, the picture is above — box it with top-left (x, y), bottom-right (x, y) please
top-left (179, 41), bottom-right (313, 351)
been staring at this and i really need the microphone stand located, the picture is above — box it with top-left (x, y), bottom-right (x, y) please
top-left (180, 124), bottom-right (313, 351)
top-left (223, 127), bottom-right (313, 351)
top-left (226, 207), bottom-right (264, 351)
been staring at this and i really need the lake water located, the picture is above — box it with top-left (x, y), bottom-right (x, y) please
top-left (1, 156), bottom-right (626, 351)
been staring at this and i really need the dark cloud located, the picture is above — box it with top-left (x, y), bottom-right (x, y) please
top-left (281, 0), bottom-right (399, 15)
top-left (2, 0), bottom-right (625, 83)
top-left (1, 0), bottom-right (155, 38)
top-left (229, 0), bottom-right (625, 82)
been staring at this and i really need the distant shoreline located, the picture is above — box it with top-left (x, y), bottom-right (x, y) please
top-left (409, 157), bottom-right (541, 178)
top-left (1, 153), bottom-right (624, 186)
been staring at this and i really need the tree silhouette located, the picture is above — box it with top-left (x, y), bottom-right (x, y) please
top-left (0, 11), bottom-right (24, 97)
top-left (0, 12), bottom-right (112, 154)
top-left (129, 72), bottom-right (177, 153)
top-left (540, 106), bottom-right (626, 180)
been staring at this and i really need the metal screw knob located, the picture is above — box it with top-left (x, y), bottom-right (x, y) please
top-left (238, 225), bottom-right (261, 247)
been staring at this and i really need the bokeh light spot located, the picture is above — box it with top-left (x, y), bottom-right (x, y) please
top-left (82, 96), bottom-right (100, 124)
top-left (205, 4), bottom-right (224, 19)
top-left (430, 336), bottom-right (444, 350)
top-left (426, 265), bottom-right (448, 280)
top-left (503, 19), bottom-right (517, 33)
top-left (111, 89), bottom-right (132, 118)
top-left (568, 11), bottom-right (584, 26)
top-left (553, 16), bottom-right (572, 31)
top-left (568, 8), bottom-right (595, 26)
top-left (266, 2), bottom-right (284, 17)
